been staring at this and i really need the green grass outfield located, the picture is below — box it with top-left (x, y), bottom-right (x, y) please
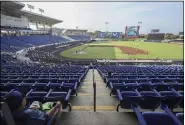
top-left (60, 41), bottom-right (183, 60)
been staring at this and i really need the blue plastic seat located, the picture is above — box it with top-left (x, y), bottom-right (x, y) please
top-left (31, 83), bottom-right (49, 91)
top-left (110, 83), bottom-right (125, 95)
top-left (26, 90), bottom-right (48, 103)
top-left (62, 82), bottom-right (78, 95)
top-left (173, 83), bottom-right (184, 91)
top-left (37, 78), bottom-right (50, 83)
top-left (18, 83), bottom-right (35, 96)
top-left (45, 90), bottom-right (72, 111)
top-left (176, 113), bottom-right (184, 123)
top-left (152, 82), bottom-right (169, 91)
top-left (178, 91), bottom-right (184, 108)
top-left (124, 83), bottom-right (138, 91)
top-left (159, 91), bottom-right (182, 109)
top-left (0, 91), bottom-right (8, 101)
top-left (0, 90), bottom-right (14, 101)
top-left (138, 82), bottom-right (152, 91)
top-left (117, 90), bottom-right (141, 110)
top-left (139, 91), bottom-right (162, 110)
top-left (47, 83), bottom-right (62, 90)
top-left (142, 112), bottom-right (175, 125)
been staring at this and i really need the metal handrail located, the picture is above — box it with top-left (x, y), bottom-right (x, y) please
top-left (93, 68), bottom-right (96, 112)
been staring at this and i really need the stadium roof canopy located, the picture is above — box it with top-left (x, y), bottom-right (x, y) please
top-left (65, 29), bottom-right (88, 32)
top-left (19, 10), bottom-right (63, 25)
top-left (1, 1), bottom-right (63, 25)
top-left (63, 29), bottom-right (88, 33)
top-left (1, 1), bottom-right (25, 10)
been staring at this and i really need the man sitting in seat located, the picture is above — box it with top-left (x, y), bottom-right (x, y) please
top-left (4, 91), bottom-right (62, 125)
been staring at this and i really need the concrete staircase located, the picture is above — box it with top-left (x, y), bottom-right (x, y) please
top-left (56, 69), bottom-right (139, 125)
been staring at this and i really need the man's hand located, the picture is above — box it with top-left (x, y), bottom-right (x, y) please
top-left (29, 105), bottom-right (40, 109)
top-left (55, 101), bottom-right (62, 109)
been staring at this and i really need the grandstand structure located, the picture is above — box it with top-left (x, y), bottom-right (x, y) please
top-left (0, 1), bottom-right (184, 125)
top-left (63, 29), bottom-right (92, 41)
top-left (1, 1), bottom-right (62, 34)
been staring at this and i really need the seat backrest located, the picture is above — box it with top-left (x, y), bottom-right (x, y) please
top-left (178, 91), bottom-right (184, 96)
top-left (29, 91), bottom-right (48, 96)
top-left (121, 91), bottom-right (137, 97)
top-left (142, 112), bottom-right (174, 125)
top-left (49, 92), bottom-right (67, 97)
top-left (176, 113), bottom-right (184, 123)
top-left (1, 102), bottom-right (16, 125)
top-left (140, 91), bottom-right (157, 96)
top-left (159, 91), bottom-right (177, 96)
top-left (140, 91), bottom-right (162, 109)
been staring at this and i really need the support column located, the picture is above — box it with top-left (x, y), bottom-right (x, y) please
top-left (36, 22), bottom-right (39, 30)
top-left (49, 24), bottom-right (52, 35)
top-left (43, 23), bottom-right (46, 31)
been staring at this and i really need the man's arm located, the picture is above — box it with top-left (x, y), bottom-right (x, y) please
top-left (46, 101), bottom-right (61, 118)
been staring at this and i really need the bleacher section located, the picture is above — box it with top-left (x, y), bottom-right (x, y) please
top-left (1, 64), bottom-right (89, 111)
top-left (67, 35), bottom-right (91, 41)
top-left (1, 54), bottom-right (18, 62)
top-left (28, 49), bottom-right (62, 63)
top-left (97, 65), bottom-right (184, 125)
top-left (1, 35), bottom-right (70, 53)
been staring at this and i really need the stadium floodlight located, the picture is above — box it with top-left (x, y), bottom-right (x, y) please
top-left (27, 4), bottom-right (34, 12)
top-left (138, 21), bottom-right (142, 34)
top-left (105, 22), bottom-right (109, 32)
top-left (138, 21), bottom-right (142, 25)
top-left (39, 8), bottom-right (44, 15)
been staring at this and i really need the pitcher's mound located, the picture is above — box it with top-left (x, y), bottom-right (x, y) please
top-left (116, 46), bottom-right (148, 55)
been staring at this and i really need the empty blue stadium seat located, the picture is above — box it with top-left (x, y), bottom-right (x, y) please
top-left (142, 112), bottom-right (175, 125)
top-left (176, 113), bottom-right (184, 123)
top-left (26, 90), bottom-right (48, 103)
top-left (67, 35), bottom-right (91, 41)
top-left (31, 83), bottom-right (49, 91)
top-left (139, 91), bottom-right (162, 109)
top-left (117, 90), bottom-right (141, 110)
top-left (159, 91), bottom-right (182, 109)
top-left (45, 90), bottom-right (72, 111)
top-left (138, 82), bottom-right (152, 91)
top-left (178, 91), bottom-right (184, 108)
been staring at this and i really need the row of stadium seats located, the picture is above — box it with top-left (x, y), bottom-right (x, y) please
top-left (1, 43), bottom-right (23, 53)
top-left (15, 35), bottom-right (69, 45)
top-left (97, 65), bottom-right (183, 74)
top-left (1, 89), bottom-right (71, 111)
top-left (97, 65), bottom-right (184, 125)
top-left (0, 35), bottom-right (70, 53)
top-left (67, 35), bottom-right (91, 41)
top-left (117, 89), bottom-right (183, 125)
top-left (1, 65), bottom-right (89, 111)
top-left (1, 54), bottom-right (17, 62)
top-left (2, 64), bottom-right (86, 73)
top-left (27, 50), bottom-right (62, 63)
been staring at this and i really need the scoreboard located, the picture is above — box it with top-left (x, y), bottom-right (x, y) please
top-left (125, 26), bottom-right (140, 38)
top-left (98, 32), bottom-right (122, 38)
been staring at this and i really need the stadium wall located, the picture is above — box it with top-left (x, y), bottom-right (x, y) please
top-left (1, 14), bottom-right (29, 28)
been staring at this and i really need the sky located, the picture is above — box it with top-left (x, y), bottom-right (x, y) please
top-left (22, 2), bottom-right (183, 34)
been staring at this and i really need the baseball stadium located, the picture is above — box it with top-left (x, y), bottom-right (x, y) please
top-left (0, 1), bottom-right (184, 125)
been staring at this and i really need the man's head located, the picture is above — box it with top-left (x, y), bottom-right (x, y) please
top-left (5, 91), bottom-right (25, 111)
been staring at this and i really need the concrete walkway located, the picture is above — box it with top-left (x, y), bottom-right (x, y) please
top-left (57, 69), bottom-right (139, 125)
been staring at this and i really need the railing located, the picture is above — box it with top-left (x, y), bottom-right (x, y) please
top-left (93, 67), bottom-right (96, 112)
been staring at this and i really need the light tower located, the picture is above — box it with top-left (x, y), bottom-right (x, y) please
top-left (138, 21), bottom-right (142, 34)
top-left (38, 8), bottom-right (44, 15)
top-left (105, 22), bottom-right (109, 32)
top-left (27, 4), bottom-right (34, 12)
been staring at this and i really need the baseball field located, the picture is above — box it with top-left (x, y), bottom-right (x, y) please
top-left (60, 41), bottom-right (183, 60)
